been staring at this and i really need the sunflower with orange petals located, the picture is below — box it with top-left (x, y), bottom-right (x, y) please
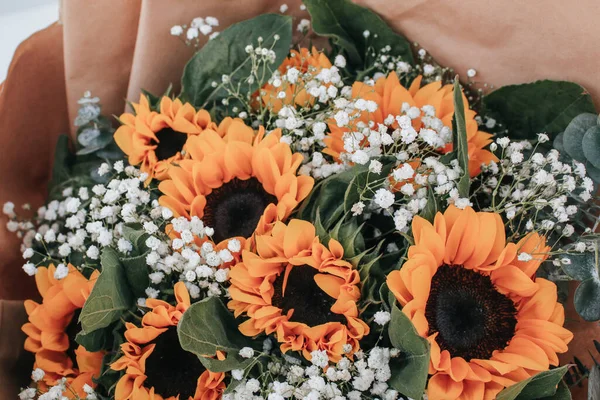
top-left (323, 72), bottom-right (498, 177)
top-left (111, 282), bottom-right (226, 400)
top-left (386, 206), bottom-right (572, 400)
top-left (114, 95), bottom-right (214, 181)
top-left (158, 118), bottom-right (314, 248)
top-left (228, 219), bottom-right (369, 362)
top-left (21, 264), bottom-right (103, 398)
top-left (259, 47), bottom-right (333, 114)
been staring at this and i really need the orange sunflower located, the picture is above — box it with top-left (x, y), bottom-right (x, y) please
top-left (228, 219), bottom-right (369, 362)
top-left (114, 95), bottom-right (213, 181)
top-left (158, 118), bottom-right (314, 247)
top-left (22, 264), bottom-right (103, 398)
top-left (111, 282), bottom-right (226, 400)
top-left (259, 47), bottom-right (333, 114)
top-left (323, 73), bottom-right (498, 177)
top-left (386, 206), bottom-right (573, 400)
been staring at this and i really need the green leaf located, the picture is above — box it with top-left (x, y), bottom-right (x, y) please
top-left (304, 0), bottom-right (414, 70)
top-left (121, 254), bottom-right (150, 298)
top-left (343, 157), bottom-right (396, 215)
top-left (76, 328), bottom-right (109, 352)
top-left (574, 278), bottom-right (600, 321)
top-left (563, 113), bottom-right (598, 162)
top-left (483, 80), bottom-right (597, 141)
top-left (582, 125), bottom-right (600, 169)
top-left (178, 297), bottom-right (254, 372)
top-left (420, 186), bottom-right (439, 223)
top-left (79, 248), bottom-right (133, 333)
top-left (181, 14), bottom-right (292, 108)
top-left (387, 301), bottom-right (430, 399)
top-left (496, 366), bottom-right (569, 400)
top-left (563, 250), bottom-right (600, 321)
top-left (562, 252), bottom-right (597, 281)
top-left (451, 77), bottom-right (470, 198)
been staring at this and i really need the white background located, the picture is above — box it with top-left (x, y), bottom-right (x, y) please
top-left (0, 0), bottom-right (59, 82)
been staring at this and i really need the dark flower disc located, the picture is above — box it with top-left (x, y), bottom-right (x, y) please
top-left (144, 326), bottom-right (205, 399)
top-left (203, 178), bottom-right (277, 243)
top-left (272, 265), bottom-right (346, 326)
top-left (152, 127), bottom-right (188, 161)
top-left (425, 264), bottom-right (518, 361)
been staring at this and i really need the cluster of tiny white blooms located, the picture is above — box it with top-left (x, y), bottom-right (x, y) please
top-left (142, 214), bottom-right (241, 302)
top-left (5, 163), bottom-right (158, 277)
top-left (170, 16), bottom-right (220, 46)
top-left (18, 370), bottom-right (97, 399)
top-left (224, 347), bottom-right (404, 400)
top-left (350, 156), bottom-right (465, 235)
top-left (472, 135), bottom-right (595, 255)
top-left (367, 46), bottom-right (413, 82)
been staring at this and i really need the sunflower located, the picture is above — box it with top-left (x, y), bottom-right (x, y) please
top-left (228, 219), bottom-right (369, 362)
top-left (386, 206), bottom-right (572, 400)
top-left (259, 47), bottom-right (333, 114)
top-left (323, 73), bottom-right (498, 177)
top-left (111, 282), bottom-right (226, 400)
top-left (21, 264), bottom-right (103, 398)
top-left (114, 95), bottom-right (213, 181)
top-left (158, 118), bottom-right (314, 247)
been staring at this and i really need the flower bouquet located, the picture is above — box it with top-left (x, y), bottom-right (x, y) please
top-left (7, 1), bottom-right (600, 399)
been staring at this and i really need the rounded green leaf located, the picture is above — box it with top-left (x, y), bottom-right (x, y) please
top-left (561, 252), bottom-right (597, 281)
top-left (563, 113), bottom-right (598, 162)
top-left (582, 125), bottom-right (600, 169)
top-left (574, 278), bottom-right (600, 322)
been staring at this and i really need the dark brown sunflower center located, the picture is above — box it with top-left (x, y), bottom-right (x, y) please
top-left (272, 265), bottom-right (346, 326)
top-left (144, 326), bottom-right (205, 399)
top-left (425, 265), bottom-right (517, 361)
top-left (152, 127), bottom-right (188, 161)
top-left (203, 178), bottom-right (277, 243)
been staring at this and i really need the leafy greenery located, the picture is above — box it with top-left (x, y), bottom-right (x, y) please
top-left (450, 77), bottom-right (470, 197)
top-left (483, 80), bottom-right (596, 142)
top-left (303, 0), bottom-right (414, 74)
top-left (181, 14), bottom-right (292, 109)
top-left (556, 112), bottom-right (600, 183)
top-left (562, 247), bottom-right (600, 321)
top-left (496, 366), bottom-right (569, 400)
top-left (387, 301), bottom-right (430, 399)
top-left (79, 248), bottom-right (134, 333)
top-left (178, 297), bottom-right (255, 372)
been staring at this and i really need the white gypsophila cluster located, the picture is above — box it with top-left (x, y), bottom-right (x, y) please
top-left (19, 371), bottom-right (97, 400)
top-left (171, 15), bottom-right (220, 45)
top-left (5, 160), bottom-right (237, 301)
top-left (5, 163), bottom-right (155, 278)
top-left (142, 214), bottom-right (241, 302)
top-left (350, 156), bottom-right (466, 235)
top-left (474, 135), bottom-right (595, 258)
top-left (224, 347), bottom-right (404, 400)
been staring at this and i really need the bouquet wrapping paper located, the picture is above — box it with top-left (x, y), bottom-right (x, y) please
top-left (1, 0), bottom-right (599, 397)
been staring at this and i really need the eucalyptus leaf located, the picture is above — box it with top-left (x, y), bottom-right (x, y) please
top-left (483, 81), bottom-right (596, 141)
top-left (496, 365), bottom-right (568, 400)
top-left (387, 302), bottom-right (430, 399)
top-left (79, 248), bottom-right (134, 333)
top-left (561, 252), bottom-right (597, 281)
top-left (574, 278), bottom-right (600, 321)
top-left (178, 297), bottom-right (254, 372)
top-left (181, 14), bottom-right (292, 108)
top-left (582, 125), bottom-right (600, 169)
top-left (563, 113), bottom-right (598, 162)
top-left (304, 0), bottom-right (414, 70)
